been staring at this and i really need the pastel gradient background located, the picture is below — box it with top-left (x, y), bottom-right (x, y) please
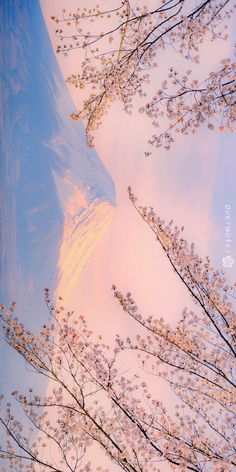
top-left (41, 0), bottom-right (236, 334)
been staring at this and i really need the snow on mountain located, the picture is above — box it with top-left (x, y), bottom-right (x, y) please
top-left (0, 0), bottom-right (115, 389)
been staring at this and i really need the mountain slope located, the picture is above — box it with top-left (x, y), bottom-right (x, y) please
top-left (0, 0), bottom-right (115, 387)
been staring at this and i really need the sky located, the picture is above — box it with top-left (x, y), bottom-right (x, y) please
top-left (40, 0), bottom-right (236, 336)
top-left (1, 0), bottom-right (236, 470)
top-left (41, 3), bottom-right (236, 467)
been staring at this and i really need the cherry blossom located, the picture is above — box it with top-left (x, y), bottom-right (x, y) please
top-left (0, 190), bottom-right (235, 471)
top-left (53, 0), bottom-right (236, 150)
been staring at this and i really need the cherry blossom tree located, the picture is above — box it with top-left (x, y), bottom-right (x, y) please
top-left (53, 0), bottom-right (236, 150)
top-left (0, 190), bottom-right (235, 471)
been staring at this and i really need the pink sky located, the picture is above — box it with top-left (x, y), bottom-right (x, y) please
top-left (39, 2), bottom-right (234, 468)
top-left (39, 0), bottom-right (233, 332)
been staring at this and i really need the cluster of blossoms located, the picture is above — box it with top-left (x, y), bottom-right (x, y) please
top-left (0, 190), bottom-right (235, 471)
top-left (142, 58), bottom-right (236, 150)
top-left (52, 0), bottom-right (235, 149)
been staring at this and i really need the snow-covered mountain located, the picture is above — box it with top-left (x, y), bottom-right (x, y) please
top-left (0, 0), bottom-right (115, 388)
